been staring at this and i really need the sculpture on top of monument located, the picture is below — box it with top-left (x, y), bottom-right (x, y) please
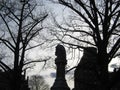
top-left (55, 44), bottom-right (66, 60)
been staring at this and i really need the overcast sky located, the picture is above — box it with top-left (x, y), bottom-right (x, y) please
top-left (26, 0), bottom-right (120, 89)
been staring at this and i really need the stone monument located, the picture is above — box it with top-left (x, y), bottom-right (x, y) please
top-left (74, 47), bottom-right (101, 90)
top-left (51, 44), bottom-right (70, 90)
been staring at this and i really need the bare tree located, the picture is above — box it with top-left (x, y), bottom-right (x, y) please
top-left (29, 75), bottom-right (49, 90)
top-left (50, 0), bottom-right (120, 89)
top-left (0, 0), bottom-right (48, 90)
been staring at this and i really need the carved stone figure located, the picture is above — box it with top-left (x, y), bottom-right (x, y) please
top-left (55, 44), bottom-right (66, 61)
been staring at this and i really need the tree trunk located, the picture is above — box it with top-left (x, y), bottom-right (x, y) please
top-left (97, 48), bottom-right (110, 90)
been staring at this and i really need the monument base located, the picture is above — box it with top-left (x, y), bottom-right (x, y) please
top-left (51, 78), bottom-right (70, 90)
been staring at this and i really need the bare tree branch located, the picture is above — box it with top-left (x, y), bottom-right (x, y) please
top-left (0, 14), bottom-right (16, 44)
top-left (0, 38), bottom-right (15, 52)
top-left (24, 57), bottom-right (51, 66)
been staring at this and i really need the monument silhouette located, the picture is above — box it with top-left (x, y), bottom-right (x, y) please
top-left (51, 44), bottom-right (70, 90)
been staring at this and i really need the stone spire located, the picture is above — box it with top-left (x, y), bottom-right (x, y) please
top-left (51, 44), bottom-right (70, 90)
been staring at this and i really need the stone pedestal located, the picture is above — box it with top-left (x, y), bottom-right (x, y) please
top-left (51, 44), bottom-right (70, 90)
